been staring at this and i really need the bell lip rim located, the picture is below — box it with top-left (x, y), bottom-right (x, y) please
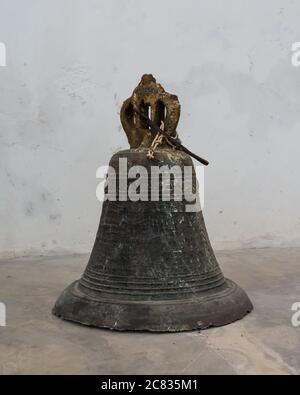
top-left (52, 279), bottom-right (253, 332)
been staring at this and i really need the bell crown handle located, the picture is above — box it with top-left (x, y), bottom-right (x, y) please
top-left (120, 74), bottom-right (180, 149)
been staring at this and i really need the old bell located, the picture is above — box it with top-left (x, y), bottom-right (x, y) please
top-left (53, 74), bottom-right (253, 332)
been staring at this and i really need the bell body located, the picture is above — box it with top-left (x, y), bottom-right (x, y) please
top-left (53, 148), bottom-right (253, 331)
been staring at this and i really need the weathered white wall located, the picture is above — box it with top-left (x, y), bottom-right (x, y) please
top-left (1, 0), bottom-right (300, 257)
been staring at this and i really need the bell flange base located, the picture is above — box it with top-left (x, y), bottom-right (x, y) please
top-left (52, 279), bottom-right (253, 332)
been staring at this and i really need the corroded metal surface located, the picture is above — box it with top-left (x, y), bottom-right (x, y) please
top-left (81, 150), bottom-right (222, 302)
top-left (53, 75), bottom-right (253, 332)
top-left (120, 74), bottom-right (180, 149)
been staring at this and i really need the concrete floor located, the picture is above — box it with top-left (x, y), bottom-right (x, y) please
top-left (0, 248), bottom-right (299, 375)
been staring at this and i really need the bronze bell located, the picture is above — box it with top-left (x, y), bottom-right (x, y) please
top-left (53, 74), bottom-right (253, 332)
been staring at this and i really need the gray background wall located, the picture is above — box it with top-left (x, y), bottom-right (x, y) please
top-left (1, 0), bottom-right (300, 258)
